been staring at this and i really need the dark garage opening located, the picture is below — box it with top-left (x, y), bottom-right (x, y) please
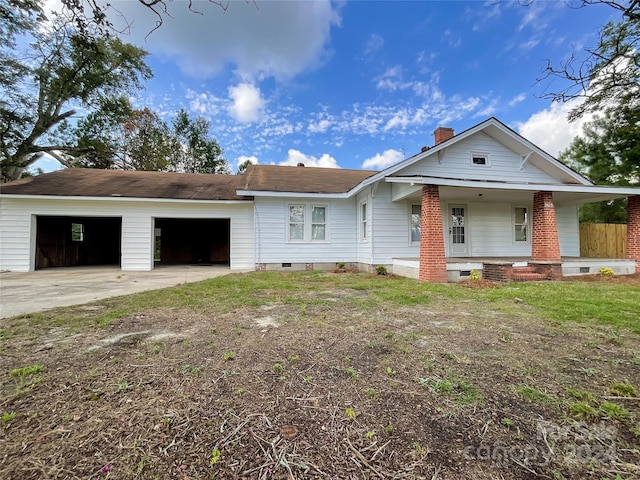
top-left (36, 216), bottom-right (121, 269)
top-left (154, 218), bottom-right (230, 265)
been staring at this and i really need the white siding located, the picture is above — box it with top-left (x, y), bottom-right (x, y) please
top-left (0, 199), bottom-right (33, 271)
top-left (371, 199), bottom-right (578, 259)
top-left (355, 189), bottom-right (372, 264)
top-left (0, 197), bottom-right (254, 272)
top-left (254, 197), bottom-right (358, 264)
top-left (398, 132), bottom-right (559, 184)
top-left (371, 183), bottom-right (419, 264)
top-left (466, 202), bottom-right (532, 257)
top-left (556, 205), bottom-right (580, 256)
top-left (367, 195), bottom-right (542, 261)
top-left (122, 216), bottom-right (153, 271)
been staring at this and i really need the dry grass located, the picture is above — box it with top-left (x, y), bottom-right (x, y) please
top-left (1, 271), bottom-right (639, 479)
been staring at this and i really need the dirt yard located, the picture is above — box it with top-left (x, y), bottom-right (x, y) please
top-left (1, 272), bottom-right (639, 479)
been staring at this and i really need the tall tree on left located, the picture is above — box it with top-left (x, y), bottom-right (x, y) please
top-left (0, 0), bottom-right (152, 182)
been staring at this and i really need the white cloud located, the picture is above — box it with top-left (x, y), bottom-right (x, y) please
top-left (474, 100), bottom-right (497, 118)
top-left (384, 110), bottom-right (410, 131)
top-left (236, 155), bottom-right (258, 170)
top-left (308, 119), bottom-right (332, 133)
top-left (444, 29), bottom-right (462, 48)
top-left (186, 89), bottom-right (223, 115)
top-left (365, 33), bottom-right (384, 56)
top-left (362, 149), bottom-right (404, 169)
top-left (520, 38), bottom-right (540, 52)
top-left (375, 66), bottom-right (406, 91)
top-left (516, 99), bottom-right (593, 157)
top-left (375, 68), bottom-right (445, 106)
top-left (111, 1), bottom-right (341, 80)
top-left (279, 149), bottom-right (340, 168)
top-left (517, 2), bottom-right (549, 32)
top-left (227, 83), bottom-right (265, 123)
top-left (509, 93), bottom-right (527, 107)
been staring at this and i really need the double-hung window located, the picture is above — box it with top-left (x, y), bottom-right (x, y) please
top-left (311, 206), bottom-right (326, 241)
top-left (410, 204), bottom-right (421, 242)
top-left (514, 207), bottom-right (528, 242)
top-left (289, 204), bottom-right (327, 242)
top-left (360, 202), bottom-right (367, 240)
top-left (289, 205), bottom-right (305, 241)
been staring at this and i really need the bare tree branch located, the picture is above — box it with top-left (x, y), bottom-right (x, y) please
top-left (535, 0), bottom-right (640, 120)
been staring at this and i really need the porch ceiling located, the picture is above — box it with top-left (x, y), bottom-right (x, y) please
top-left (442, 187), bottom-right (629, 205)
top-left (388, 179), bottom-right (637, 206)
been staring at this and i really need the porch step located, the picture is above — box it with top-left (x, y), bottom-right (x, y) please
top-left (512, 272), bottom-right (549, 282)
top-left (512, 266), bottom-right (537, 274)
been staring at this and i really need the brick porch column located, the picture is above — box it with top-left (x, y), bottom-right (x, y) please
top-left (419, 185), bottom-right (448, 282)
top-left (531, 191), bottom-right (561, 262)
top-left (626, 195), bottom-right (640, 273)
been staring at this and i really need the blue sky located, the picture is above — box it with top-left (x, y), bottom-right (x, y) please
top-left (40, 0), bottom-right (622, 173)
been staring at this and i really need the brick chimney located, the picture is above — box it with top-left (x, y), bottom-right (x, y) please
top-left (434, 127), bottom-right (454, 145)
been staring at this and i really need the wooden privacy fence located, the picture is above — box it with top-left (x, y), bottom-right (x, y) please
top-left (579, 223), bottom-right (627, 258)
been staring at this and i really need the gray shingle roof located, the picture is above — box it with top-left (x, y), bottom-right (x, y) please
top-left (1, 165), bottom-right (379, 200)
top-left (1, 169), bottom-right (250, 201)
top-left (242, 164), bottom-right (376, 194)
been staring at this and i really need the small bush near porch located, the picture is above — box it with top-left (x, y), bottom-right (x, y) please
top-left (1, 272), bottom-right (639, 479)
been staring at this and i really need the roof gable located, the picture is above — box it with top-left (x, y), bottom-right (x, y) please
top-left (358, 117), bottom-right (592, 188)
top-left (395, 131), bottom-right (561, 184)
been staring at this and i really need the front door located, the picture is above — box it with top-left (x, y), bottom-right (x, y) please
top-left (448, 204), bottom-right (468, 257)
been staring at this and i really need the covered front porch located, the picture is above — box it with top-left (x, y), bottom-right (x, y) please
top-left (386, 178), bottom-right (640, 282)
top-left (392, 256), bottom-right (637, 282)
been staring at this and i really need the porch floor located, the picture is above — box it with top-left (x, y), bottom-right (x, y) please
top-left (391, 257), bottom-right (636, 281)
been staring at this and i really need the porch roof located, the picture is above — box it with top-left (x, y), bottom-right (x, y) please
top-left (387, 176), bottom-right (640, 205)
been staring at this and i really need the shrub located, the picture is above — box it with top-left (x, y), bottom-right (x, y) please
top-left (599, 266), bottom-right (614, 276)
top-left (375, 265), bottom-right (387, 276)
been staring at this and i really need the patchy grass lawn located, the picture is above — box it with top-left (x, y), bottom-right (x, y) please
top-left (1, 271), bottom-right (639, 479)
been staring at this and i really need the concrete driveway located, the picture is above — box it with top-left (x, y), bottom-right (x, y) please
top-left (0, 265), bottom-right (236, 319)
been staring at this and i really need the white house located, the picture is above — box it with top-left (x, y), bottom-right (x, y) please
top-left (1, 117), bottom-right (639, 282)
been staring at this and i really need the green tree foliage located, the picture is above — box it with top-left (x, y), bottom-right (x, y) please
top-left (172, 109), bottom-right (229, 174)
top-left (69, 107), bottom-right (229, 174)
top-left (122, 108), bottom-right (177, 171)
top-left (540, 1), bottom-right (640, 120)
top-left (236, 159), bottom-right (254, 174)
top-left (0, 3), bottom-right (152, 182)
top-left (559, 99), bottom-right (640, 223)
top-left (63, 97), bottom-right (134, 169)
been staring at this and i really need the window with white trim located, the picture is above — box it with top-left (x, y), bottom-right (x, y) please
top-left (289, 204), bottom-right (305, 241)
top-left (471, 152), bottom-right (490, 167)
top-left (514, 206), bottom-right (528, 242)
top-left (288, 204), bottom-right (327, 242)
top-left (311, 206), bottom-right (326, 241)
top-left (360, 202), bottom-right (367, 240)
top-left (411, 204), bottom-right (421, 242)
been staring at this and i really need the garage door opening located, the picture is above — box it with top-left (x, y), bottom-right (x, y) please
top-left (154, 218), bottom-right (230, 266)
top-left (35, 216), bottom-right (122, 269)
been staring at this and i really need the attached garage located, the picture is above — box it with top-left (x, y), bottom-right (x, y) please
top-left (154, 218), bottom-right (229, 265)
top-left (0, 169), bottom-right (255, 272)
top-left (36, 216), bottom-right (121, 269)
